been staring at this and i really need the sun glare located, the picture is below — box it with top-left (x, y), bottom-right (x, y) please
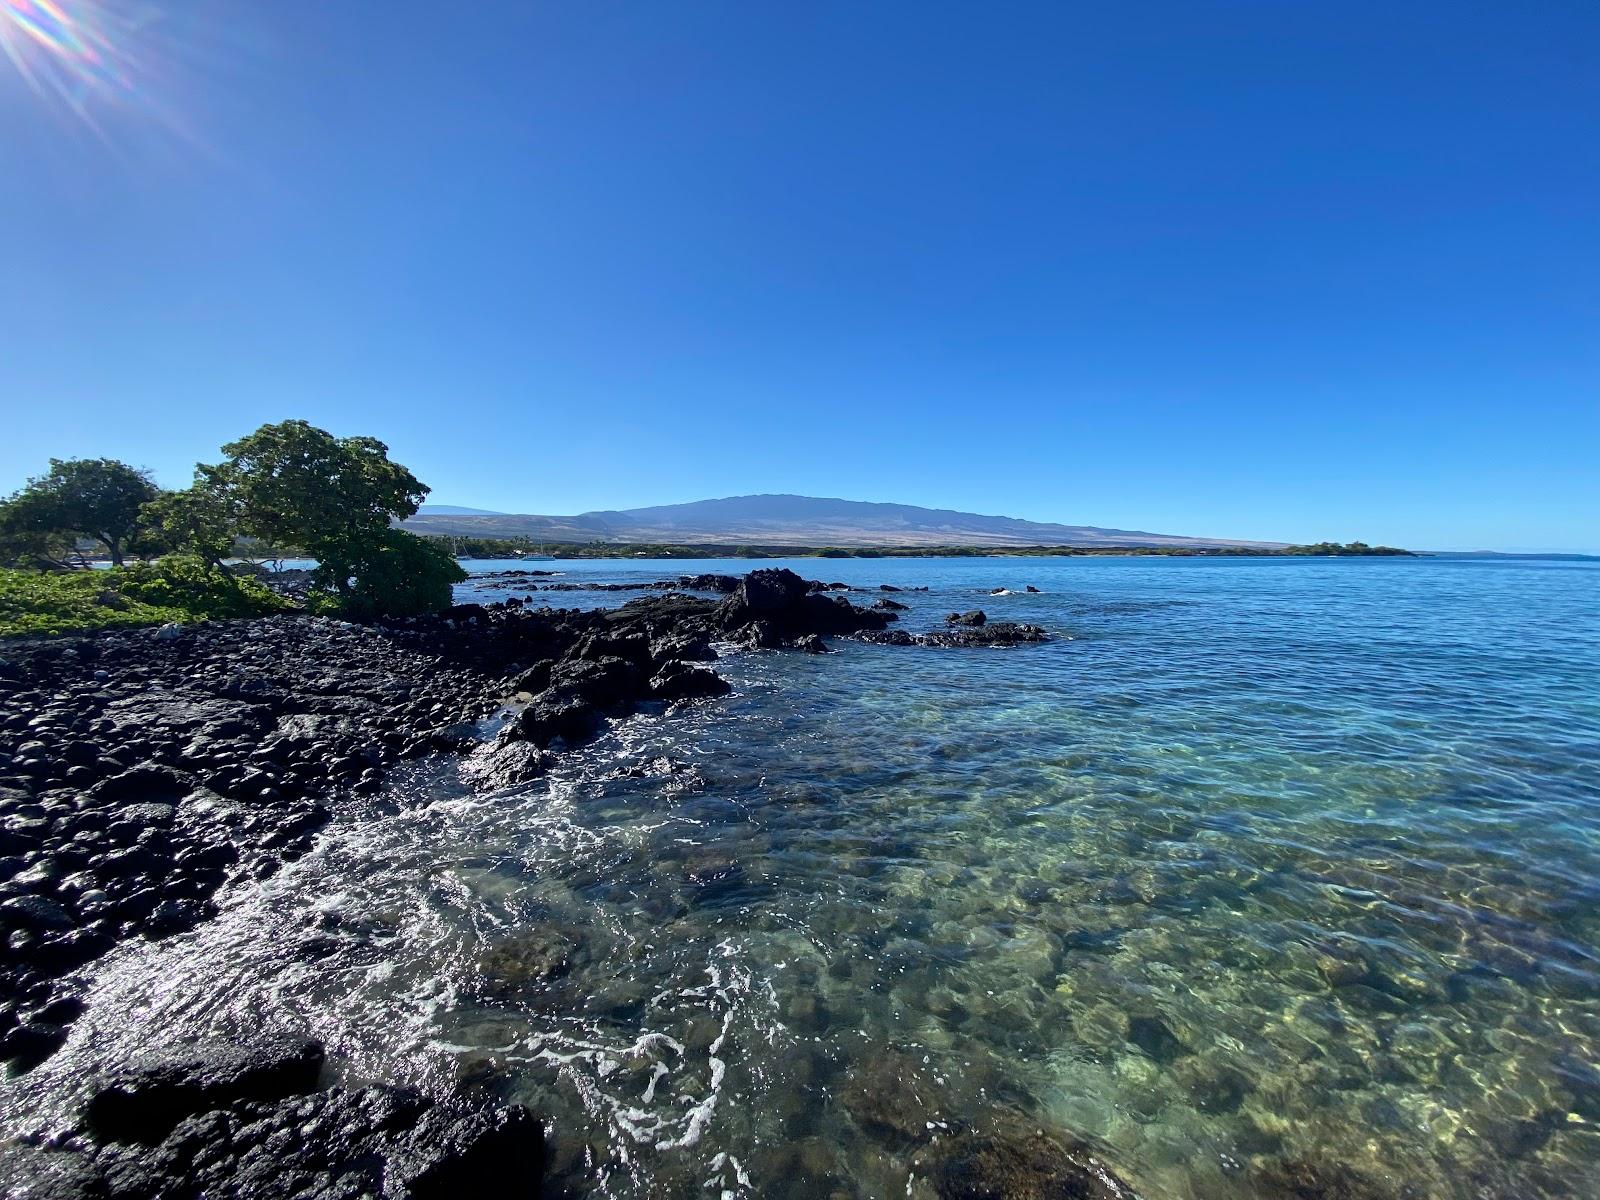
top-left (0, 0), bottom-right (139, 127)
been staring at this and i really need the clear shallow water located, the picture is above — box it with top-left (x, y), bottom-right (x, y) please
top-left (7, 556), bottom-right (1600, 1199)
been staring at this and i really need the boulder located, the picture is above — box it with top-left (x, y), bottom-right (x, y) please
top-left (88, 765), bottom-right (190, 805)
top-left (946, 610), bottom-right (987, 627)
top-left (85, 1035), bottom-right (325, 1144)
top-left (388, 1102), bottom-right (544, 1198)
top-left (510, 694), bottom-right (601, 748)
top-left (650, 662), bottom-right (732, 701)
top-left (545, 656), bottom-right (643, 708)
top-left (464, 741), bottom-right (552, 790)
top-left (673, 573), bottom-right (741, 594)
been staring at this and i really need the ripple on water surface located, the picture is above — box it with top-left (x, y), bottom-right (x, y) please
top-left (6, 556), bottom-right (1600, 1199)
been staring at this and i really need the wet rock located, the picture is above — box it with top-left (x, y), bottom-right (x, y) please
top-left (0, 1143), bottom-right (107, 1200)
top-left (511, 660), bottom-right (553, 694)
top-left (545, 656), bottom-right (642, 708)
top-left (946, 610), bottom-right (988, 627)
top-left (858, 629), bottom-right (916, 647)
top-left (1, 1020), bottom-right (69, 1069)
top-left (650, 661), bottom-right (732, 701)
top-left (85, 1035), bottom-right (326, 1144)
top-left (1, 894), bottom-right (74, 931)
top-left (859, 624), bottom-right (1050, 649)
top-left (648, 630), bottom-right (717, 663)
top-left (510, 693), bottom-right (601, 748)
top-left (385, 1100), bottom-right (544, 1197)
top-left (715, 569), bottom-right (888, 638)
top-left (464, 740), bottom-right (552, 790)
top-left (872, 597), bottom-right (909, 612)
top-left (88, 765), bottom-right (190, 805)
top-left (921, 623), bottom-right (1049, 648)
top-left (21, 1082), bottom-right (544, 1200)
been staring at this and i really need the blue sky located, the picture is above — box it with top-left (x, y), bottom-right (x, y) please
top-left (2, 1), bottom-right (1596, 551)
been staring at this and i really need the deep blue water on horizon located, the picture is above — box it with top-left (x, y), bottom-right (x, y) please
top-left (12, 555), bottom-right (1600, 1199)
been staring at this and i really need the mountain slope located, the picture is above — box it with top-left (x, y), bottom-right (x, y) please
top-left (402, 494), bottom-right (1280, 548)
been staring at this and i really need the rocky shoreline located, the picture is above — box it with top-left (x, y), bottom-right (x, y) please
top-left (1, 568), bottom-right (1075, 1198)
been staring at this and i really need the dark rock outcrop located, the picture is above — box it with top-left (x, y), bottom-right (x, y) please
top-left (650, 661), bottom-right (734, 701)
top-left (4, 1037), bottom-right (543, 1200)
top-left (86, 1036), bottom-right (326, 1144)
top-left (714, 569), bottom-right (888, 639)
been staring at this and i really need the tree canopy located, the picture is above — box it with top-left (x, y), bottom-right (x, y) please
top-left (203, 420), bottom-right (428, 568)
top-left (0, 458), bottom-right (157, 567)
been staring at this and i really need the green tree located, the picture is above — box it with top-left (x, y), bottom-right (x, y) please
top-left (1, 458), bottom-right (157, 566)
top-left (140, 484), bottom-right (241, 577)
top-left (204, 420), bottom-right (428, 599)
top-left (0, 490), bottom-right (84, 569)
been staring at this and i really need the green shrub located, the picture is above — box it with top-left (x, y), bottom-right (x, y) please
top-left (310, 529), bottom-right (466, 620)
top-left (0, 560), bottom-right (286, 638)
top-left (117, 557), bottom-right (289, 620)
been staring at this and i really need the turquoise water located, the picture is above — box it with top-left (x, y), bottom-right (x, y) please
top-left (9, 556), bottom-right (1600, 1198)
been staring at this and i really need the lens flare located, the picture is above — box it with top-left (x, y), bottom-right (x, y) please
top-left (0, 0), bottom-right (145, 131)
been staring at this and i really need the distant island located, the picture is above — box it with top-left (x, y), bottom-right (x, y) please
top-left (403, 494), bottom-right (1286, 549)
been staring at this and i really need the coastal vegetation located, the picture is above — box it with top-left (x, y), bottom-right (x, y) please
top-left (0, 421), bottom-right (464, 636)
top-left (0, 557), bottom-right (288, 637)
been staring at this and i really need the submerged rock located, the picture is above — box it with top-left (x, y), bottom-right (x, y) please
top-left (840, 1048), bottom-right (947, 1144)
top-left (913, 1115), bottom-right (1139, 1200)
top-left (477, 927), bottom-right (586, 996)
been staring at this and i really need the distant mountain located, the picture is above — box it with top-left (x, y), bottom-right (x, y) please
top-left (401, 493), bottom-right (1281, 549)
top-left (416, 504), bottom-right (505, 516)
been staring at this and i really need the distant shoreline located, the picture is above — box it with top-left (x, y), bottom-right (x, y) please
top-left (413, 538), bottom-right (1419, 561)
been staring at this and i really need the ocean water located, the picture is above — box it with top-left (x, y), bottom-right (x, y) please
top-left (7, 556), bottom-right (1600, 1199)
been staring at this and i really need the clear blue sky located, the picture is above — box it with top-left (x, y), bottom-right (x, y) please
top-left (2, 1), bottom-right (1596, 551)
